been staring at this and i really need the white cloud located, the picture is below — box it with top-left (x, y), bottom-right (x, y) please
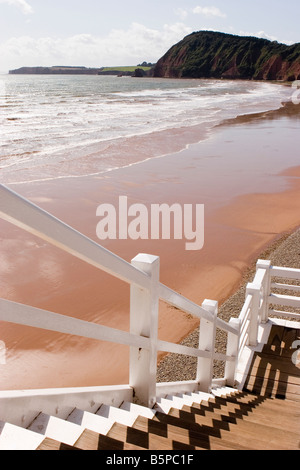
top-left (236, 30), bottom-right (293, 45)
top-left (193, 5), bottom-right (226, 18)
top-left (1, 22), bottom-right (193, 71)
top-left (0, 0), bottom-right (33, 15)
top-left (256, 31), bottom-right (278, 42)
top-left (238, 30), bottom-right (278, 42)
top-left (239, 30), bottom-right (276, 42)
top-left (174, 8), bottom-right (188, 20)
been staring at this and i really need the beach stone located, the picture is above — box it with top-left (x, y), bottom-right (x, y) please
top-left (157, 228), bottom-right (300, 382)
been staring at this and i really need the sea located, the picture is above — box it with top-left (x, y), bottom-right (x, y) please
top-left (0, 73), bottom-right (299, 390)
top-left (0, 74), bottom-right (293, 185)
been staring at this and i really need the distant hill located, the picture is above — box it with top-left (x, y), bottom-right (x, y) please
top-left (9, 65), bottom-right (154, 77)
top-left (153, 31), bottom-right (300, 81)
top-left (98, 66), bottom-right (153, 76)
top-left (9, 66), bottom-right (101, 75)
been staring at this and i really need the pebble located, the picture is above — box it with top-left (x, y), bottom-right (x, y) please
top-left (157, 228), bottom-right (300, 383)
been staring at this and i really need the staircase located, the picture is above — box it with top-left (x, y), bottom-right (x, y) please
top-left (1, 324), bottom-right (299, 451)
top-left (0, 187), bottom-right (299, 450)
top-left (0, 385), bottom-right (299, 450)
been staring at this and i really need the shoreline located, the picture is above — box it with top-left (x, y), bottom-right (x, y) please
top-left (1, 78), bottom-right (292, 187)
top-left (0, 99), bottom-right (299, 390)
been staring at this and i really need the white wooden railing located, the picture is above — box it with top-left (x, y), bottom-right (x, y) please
top-left (0, 185), bottom-right (299, 408)
top-left (0, 185), bottom-right (239, 406)
top-left (237, 259), bottom-right (300, 359)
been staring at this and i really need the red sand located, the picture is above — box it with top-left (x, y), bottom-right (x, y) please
top-left (0, 102), bottom-right (299, 390)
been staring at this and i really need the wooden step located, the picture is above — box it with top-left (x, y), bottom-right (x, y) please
top-left (29, 402), bottom-right (152, 449)
top-left (264, 325), bottom-right (299, 351)
top-left (153, 387), bottom-right (230, 414)
top-left (96, 404), bottom-right (139, 427)
top-left (107, 421), bottom-right (198, 450)
top-left (120, 401), bottom-right (157, 419)
top-left (132, 414), bottom-right (241, 450)
top-left (152, 409), bottom-right (257, 450)
top-left (38, 428), bottom-right (145, 451)
top-left (155, 387), bottom-right (300, 450)
top-left (74, 427), bottom-right (146, 451)
top-left (209, 393), bottom-right (300, 416)
top-left (211, 395), bottom-right (300, 429)
top-left (66, 408), bottom-right (114, 435)
top-left (217, 391), bottom-right (300, 411)
top-left (0, 421), bottom-right (45, 450)
top-left (162, 407), bottom-right (298, 450)
top-left (28, 412), bottom-right (85, 446)
top-left (247, 354), bottom-right (300, 379)
top-left (211, 387), bottom-right (239, 398)
top-left (168, 402), bottom-right (299, 449)
top-left (147, 410), bottom-right (271, 450)
top-left (36, 438), bottom-right (80, 450)
top-left (243, 325), bottom-right (300, 401)
top-left (1, 360), bottom-right (298, 452)
top-left (244, 379), bottom-right (300, 401)
top-left (180, 401), bottom-right (300, 434)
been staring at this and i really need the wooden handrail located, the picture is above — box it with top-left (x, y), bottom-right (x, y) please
top-left (0, 298), bottom-right (150, 350)
top-left (0, 184), bottom-right (217, 326)
top-left (0, 184), bottom-right (242, 402)
top-left (270, 265), bottom-right (300, 280)
top-left (0, 184), bottom-right (151, 290)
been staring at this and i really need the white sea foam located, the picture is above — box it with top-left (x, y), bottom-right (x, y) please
top-left (0, 74), bottom-right (291, 184)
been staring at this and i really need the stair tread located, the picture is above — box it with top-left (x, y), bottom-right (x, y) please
top-left (244, 380), bottom-right (300, 401)
top-left (156, 388), bottom-right (300, 449)
top-left (28, 412), bottom-right (85, 446)
top-left (179, 403), bottom-right (300, 435)
top-left (120, 401), bottom-right (156, 419)
top-left (1, 389), bottom-right (298, 450)
top-left (133, 414), bottom-right (247, 450)
top-left (219, 392), bottom-right (300, 410)
top-left (155, 410), bottom-right (298, 450)
top-left (74, 428), bottom-right (142, 450)
top-left (36, 437), bottom-right (80, 450)
top-left (0, 421), bottom-right (45, 450)
top-left (243, 325), bottom-right (300, 401)
top-left (67, 408), bottom-right (114, 435)
top-left (96, 404), bottom-right (137, 427)
top-left (182, 404), bottom-right (300, 432)
top-left (194, 395), bottom-right (300, 418)
top-left (136, 412), bottom-right (282, 450)
top-left (107, 421), bottom-right (200, 450)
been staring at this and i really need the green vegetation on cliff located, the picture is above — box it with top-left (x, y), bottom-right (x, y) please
top-left (9, 64), bottom-right (155, 76)
top-left (153, 31), bottom-right (300, 81)
top-left (100, 66), bottom-right (152, 73)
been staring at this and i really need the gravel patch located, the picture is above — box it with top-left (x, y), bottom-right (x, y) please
top-left (157, 228), bottom-right (300, 383)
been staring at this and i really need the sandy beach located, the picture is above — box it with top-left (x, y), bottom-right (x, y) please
top-left (0, 98), bottom-right (299, 391)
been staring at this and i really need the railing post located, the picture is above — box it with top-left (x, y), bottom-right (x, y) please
top-left (129, 254), bottom-right (160, 408)
top-left (197, 299), bottom-right (218, 393)
top-left (256, 259), bottom-right (271, 323)
top-left (224, 318), bottom-right (240, 387)
top-left (246, 282), bottom-right (261, 346)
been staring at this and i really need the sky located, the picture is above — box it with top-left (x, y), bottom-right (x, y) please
top-left (0, 0), bottom-right (299, 72)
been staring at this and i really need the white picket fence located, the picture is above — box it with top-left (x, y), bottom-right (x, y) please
top-left (238, 259), bottom-right (300, 358)
top-left (0, 184), bottom-right (299, 410)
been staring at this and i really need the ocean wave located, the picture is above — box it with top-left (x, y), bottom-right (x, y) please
top-left (0, 75), bottom-right (291, 184)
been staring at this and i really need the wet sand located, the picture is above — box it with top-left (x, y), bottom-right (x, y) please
top-left (0, 100), bottom-right (299, 390)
